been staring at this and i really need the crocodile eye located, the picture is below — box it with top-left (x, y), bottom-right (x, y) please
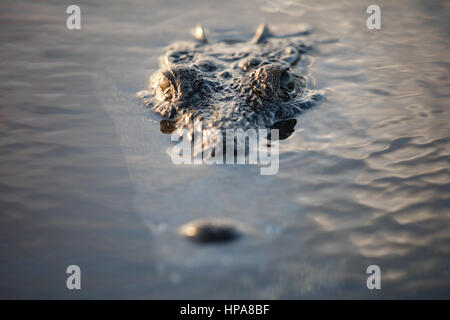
top-left (279, 69), bottom-right (297, 101)
top-left (152, 72), bottom-right (176, 101)
top-left (151, 67), bottom-right (202, 102)
top-left (250, 65), bottom-right (276, 101)
top-left (280, 70), bottom-right (294, 90)
top-left (250, 64), bottom-right (298, 102)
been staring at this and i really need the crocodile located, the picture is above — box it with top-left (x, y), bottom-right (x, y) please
top-left (137, 24), bottom-right (322, 243)
top-left (137, 24), bottom-right (322, 141)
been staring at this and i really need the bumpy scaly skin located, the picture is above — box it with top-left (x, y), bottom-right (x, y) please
top-left (138, 24), bottom-right (321, 133)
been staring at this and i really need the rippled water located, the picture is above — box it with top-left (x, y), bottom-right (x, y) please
top-left (0, 0), bottom-right (449, 298)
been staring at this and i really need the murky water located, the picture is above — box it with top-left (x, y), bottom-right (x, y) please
top-left (0, 0), bottom-right (449, 298)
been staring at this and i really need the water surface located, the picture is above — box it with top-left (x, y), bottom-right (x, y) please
top-left (0, 0), bottom-right (449, 298)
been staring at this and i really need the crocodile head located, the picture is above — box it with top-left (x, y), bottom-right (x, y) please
top-left (138, 24), bottom-right (321, 137)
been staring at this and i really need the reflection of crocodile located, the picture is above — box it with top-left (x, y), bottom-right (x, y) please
top-left (138, 24), bottom-right (322, 139)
